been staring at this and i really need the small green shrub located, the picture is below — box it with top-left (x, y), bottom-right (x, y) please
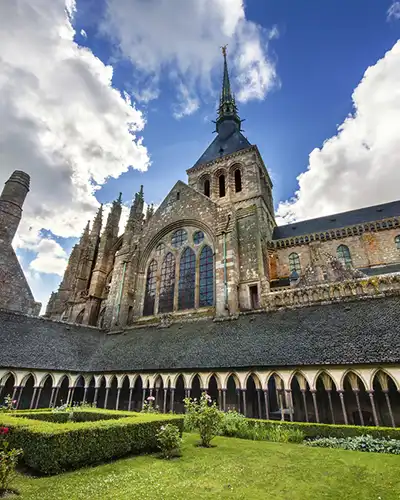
top-left (15, 411), bottom-right (128, 423)
top-left (0, 410), bottom-right (184, 474)
top-left (264, 425), bottom-right (305, 443)
top-left (157, 423), bottom-right (182, 459)
top-left (184, 393), bottom-right (224, 447)
top-left (305, 435), bottom-right (400, 454)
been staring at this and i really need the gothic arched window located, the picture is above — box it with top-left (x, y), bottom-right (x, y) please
top-left (288, 252), bottom-right (301, 275)
top-left (234, 169), bottom-right (242, 193)
top-left (204, 179), bottom-right (210, 197)
top-left (75, 309), bottom-right (85, 324)
top-left (158, 253), bottom-right (176, 313)
top-left (396, 235), bottom-right (400, 250)
top-left (337, 244), bottom-right (352, 268)
top-left (199, 245), bottom-right (214, 307)
top-left (143, 260), bottom-right (157, 316)
top-left (171, 229), bottom-right (187, 248)
top-left (219, 174), bottom-right (226, 197)
top-left (178, 248), bottom-right (196, 310)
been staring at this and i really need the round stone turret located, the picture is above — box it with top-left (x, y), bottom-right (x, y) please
top-left (0, 170), bottom-right (30, 243)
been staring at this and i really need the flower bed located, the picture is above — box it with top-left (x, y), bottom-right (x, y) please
top-left (0, 409), bottom-right (184, 474)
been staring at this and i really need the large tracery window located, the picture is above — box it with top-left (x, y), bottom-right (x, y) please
top-left (178, 247), bottom-right (196, 310)
top-left (143, 259), bottom-right (157, 316)
top-left (158, 253), bottom-right (176, 313)
top-left (199, 245), bottom-right (214, 307)
top-left (171, 229), bottom-right (188, 248)
top-left (337, 244), bottom-right (352, 268)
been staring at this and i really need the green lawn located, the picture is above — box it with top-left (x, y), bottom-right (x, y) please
top-left (13, 433), bottom-right (400, 500)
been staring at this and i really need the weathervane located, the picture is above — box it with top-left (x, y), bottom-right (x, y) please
top-left (221, 44), bottom-right (228, 57)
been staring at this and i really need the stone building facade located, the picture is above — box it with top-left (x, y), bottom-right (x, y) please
top-left (1, 49), bottom-right (400, 427)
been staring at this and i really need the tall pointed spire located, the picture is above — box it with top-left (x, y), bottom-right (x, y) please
top-left (125, 185), bottom-right (145, 233)
top-left (216, 45), bottom-right (241, 136)
top-left (91, 204), bottom-right (103, 237)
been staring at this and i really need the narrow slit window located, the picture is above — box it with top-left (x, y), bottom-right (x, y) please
top-left (219, 174), bottom-right (225, 198)
top-left (234, 169), bottom-right (242, 193)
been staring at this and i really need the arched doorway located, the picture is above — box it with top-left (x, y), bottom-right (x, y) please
top-left (107, 377), bottom-right (118, 409)
top-left (0, 373), bottom-right (15, 405)
top-left (56, 376), bottom-right (69, 406)
top-left (226, 374), bottom-right (239, 412)
top-left (131, 376), bottom-right (143, 411)
top-left (174, 375), bottom-right (185, 413)
top-left (343, 372), bottom-right (373, 426)
top-left (315, 372), bottom-right (341, 424)
top-left (191, 374), bottom-right (202, 402)
top-left (207, 374), bottom-right (219, 407)
top-left (290, 373), bottom-right (314, 422)
top-left (245, 374), bottom-right (261, 418)
top-left (96, 376), bottom-right (106, 408)
top-left (37, 375), bottom-right (54, 408)
top-left (85, 376), bottom-right (96, 404)
top-left (154, 376), bottom-right (164, 413)
top-left (119, 376), bottom-right (130, 410)
top-left (373, 370), bottom-right (400, 427)
top-left (267, 374), bottom-right (285, 420)
top-left (72, 375), bottom-right (85, 406)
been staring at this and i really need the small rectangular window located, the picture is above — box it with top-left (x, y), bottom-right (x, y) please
top-left (249, 285), bottom-right (259, 309)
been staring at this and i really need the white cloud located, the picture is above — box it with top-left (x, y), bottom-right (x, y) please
top-left (387, 1), bottom-right (400, 20)
top-left (0, 1), bottom-right (150, 285)
top-left (102, 0), bottom-right (277, 114)
top-left (80, 28), bottom-right (87, 38)
top-left (173, 82), bottom-right (200, 119)
top-left (276, 41), bottom-right (400, 225)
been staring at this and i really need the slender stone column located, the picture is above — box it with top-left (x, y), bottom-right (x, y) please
top-left (383, 390), bottom-right (395, 428)
top-left (367, 391), bottom-right (379, 426)
top-left (236, 389), bottom-right (241, 413)
top-left (128, 388), bottom-right (133, 411)
top-left (286, 389), bottom-right (294, 422)
top-left (353, 389), bottom-right (364, 426)
top-left (263, 390), bottom-right (270, 420)
top-left (170, 388), bottom-right (175, 413)
top-left (163, 388), bottom-right (168, 413)
top-left (116, 388), bottom-right (121, 410)
top-left (242, 389), bottom-right (247, 417)
top-left (104, 387), bottom-right (110, 409)
top-left (311, 390), bottom-right (320, 423)
top-left (326, 389), bottom-right (335, 424)
top-left (11, 386), bottom-right (18, 402)
top-left (53, 387), bottom-right (60, 407)
top-left (35, 387), bottom-right (43, 409)
top-left (67, 387), bottom-right (73, 406)
top-left (257, 390), bottom-right (262, 419)
top-left (155, 388), bottom-right (159, 407)
top-left (16, 386), bottom-right (23, 409)
top-left (30, 387), bottom-right (38, 409)
top-left (185, 388), bottom-right (191, 399)
top-left (218, 389), bottom-right (222, 410)
top-left (142, 388), bottom-right (146, 409)
top-left (338, 390), bottom-right (348, 425)
top-left (301, 389), bottom-right (309, 422)
top-left (278, 390), bottom-right (285, 421)
top-left (93, 387), bottom-right (99, 406)
top-left (149, 388), bottom-right (153, 397)
top-left (83, 387), bottom-right (88, 404)
top-left (0, 385), bottom-right (4, 400)
top-left (222, 389), bottom-right (227, 412)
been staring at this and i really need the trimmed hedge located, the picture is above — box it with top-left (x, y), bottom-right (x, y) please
top-left (0, 410), bottom-right (184, 474)
top-left (13, 410), bottom-right (129, 423)
top-left (243, 418), bottom-right (400, 440)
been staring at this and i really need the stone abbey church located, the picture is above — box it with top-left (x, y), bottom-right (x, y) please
top-left (1, 50), bottom-right (400, 427)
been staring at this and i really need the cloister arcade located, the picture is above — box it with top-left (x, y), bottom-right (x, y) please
top-left (1, 366), bottom-right (400, 427)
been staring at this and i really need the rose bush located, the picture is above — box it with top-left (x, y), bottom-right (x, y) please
top-left (141, 396), bottom-right (159, 414)
top-left (156, 424), bottom-right (182, 459)
top-left (184, 392), bottom-right (223, 447)
top-left (0, 426), bottom-right (23, 495)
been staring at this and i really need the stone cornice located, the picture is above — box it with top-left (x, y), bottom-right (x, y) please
top-left (270, 215), bottom-right (400, 249)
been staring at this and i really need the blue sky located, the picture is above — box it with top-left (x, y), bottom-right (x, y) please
top-left (1, 0), bottom-right (399, 308)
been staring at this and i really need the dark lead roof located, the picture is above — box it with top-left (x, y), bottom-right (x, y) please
top-left (1, 296), bottom-right (400, 373)
top-left (273, 200), bottom-right (400, 240)
top-left (193, 130), bottom-right (251, 167)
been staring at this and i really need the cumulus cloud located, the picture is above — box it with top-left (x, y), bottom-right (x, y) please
top-left (0, 1), bottom-right (149, 280)
top-left (276, 41), bottom-right (400, 225)
top-left (387, 1), bottom-right (400, 21)
top-left (102, 0), bottom-right (277, 114)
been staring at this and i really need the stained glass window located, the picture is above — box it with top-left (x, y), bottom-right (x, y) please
top-left (171, 229), bottom-right (187, 248)
top-left (288, 253), bottom-right (301, 275)
top-left (337, 245), bottom-right (352, 268)
top-left (396, 235), bottom-right (400, 250)
top-left (156, 242), bottom-right (165, 255)
top-left (199, 245), bottom-right (214, 307)
top-left (193, 231), bottom-right (204, 245)
top-left (178, 248), bottom-right (196, 310)
top-left (158, 253), bottom-right (176, 313)
top-left (143, 260), bottom-right (157, 316)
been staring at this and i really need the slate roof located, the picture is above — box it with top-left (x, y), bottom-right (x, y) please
top-left (193, 130), bottom-right (251, 167)
top-left (273, 200), bottom-right (400, 240)
top-left (1, 296), bottom-right (400, 373)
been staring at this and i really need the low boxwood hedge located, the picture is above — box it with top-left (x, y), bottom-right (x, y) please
top-left (0, 410), bottom-right (184, 474)
top-left (244, 418), bottom-right (400, 440)
top-left (13, 410), bottom-right (129, 423)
